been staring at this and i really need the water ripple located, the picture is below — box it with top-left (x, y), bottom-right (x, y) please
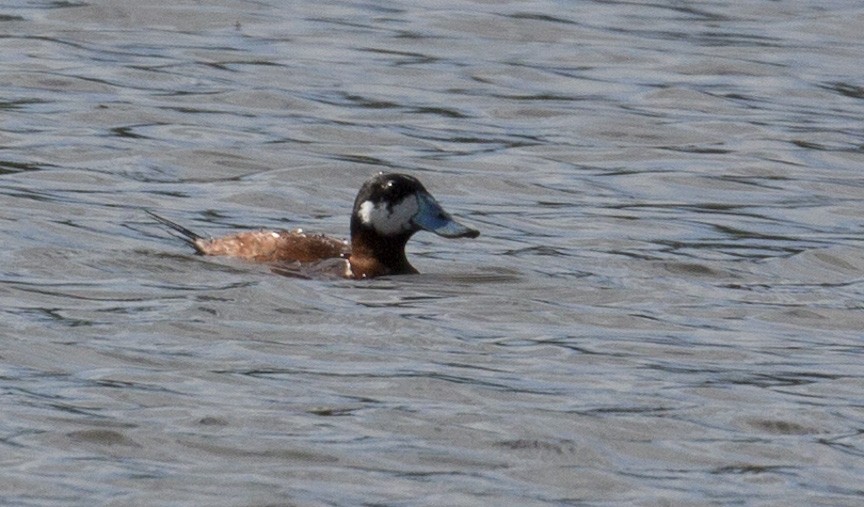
top-left (2, 0), bottom-right (864, 505)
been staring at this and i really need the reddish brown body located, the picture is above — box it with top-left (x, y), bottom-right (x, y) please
top-left (193, 229), bottom-right (409, 279)
top-left (194, 230), bottom-right (348, 264)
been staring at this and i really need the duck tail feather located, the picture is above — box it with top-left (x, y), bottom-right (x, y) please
top-left (145, 210), bottom-right (206, 245)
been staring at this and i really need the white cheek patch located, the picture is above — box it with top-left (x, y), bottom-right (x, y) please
top-left (358, 196), bottom-right (419, 235)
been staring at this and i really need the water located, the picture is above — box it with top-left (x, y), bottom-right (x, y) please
top-left (2, 0), bottom-right (863, 505)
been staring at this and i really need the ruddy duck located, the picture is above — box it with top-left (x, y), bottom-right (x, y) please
top-left (147, 173), bottom-right (479, 279)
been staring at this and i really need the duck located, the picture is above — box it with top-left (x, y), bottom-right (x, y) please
top-left (147, 172), bottom-right (479, 279)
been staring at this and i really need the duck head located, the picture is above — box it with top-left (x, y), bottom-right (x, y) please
top-left (348, 173), bottom-right (479, 277)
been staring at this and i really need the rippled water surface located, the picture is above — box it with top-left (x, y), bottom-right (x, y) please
top-left (2, 0), bottom-right (864, 505)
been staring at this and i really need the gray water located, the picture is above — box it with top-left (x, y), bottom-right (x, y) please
top-left (2, 0), bottom-right (863, 505)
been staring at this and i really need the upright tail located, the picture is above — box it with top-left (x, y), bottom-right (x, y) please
top-left (145, 210), bottom-right (206, 248)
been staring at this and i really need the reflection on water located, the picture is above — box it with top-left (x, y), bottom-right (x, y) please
top-left (2, 0), bottom-right (864, 504)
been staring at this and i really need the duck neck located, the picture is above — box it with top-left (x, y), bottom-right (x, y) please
top-left (348, 229), bottom-right (417, 278)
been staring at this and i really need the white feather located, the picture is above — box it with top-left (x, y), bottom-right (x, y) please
top-left (358, 196), bottom-right (419, 235)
